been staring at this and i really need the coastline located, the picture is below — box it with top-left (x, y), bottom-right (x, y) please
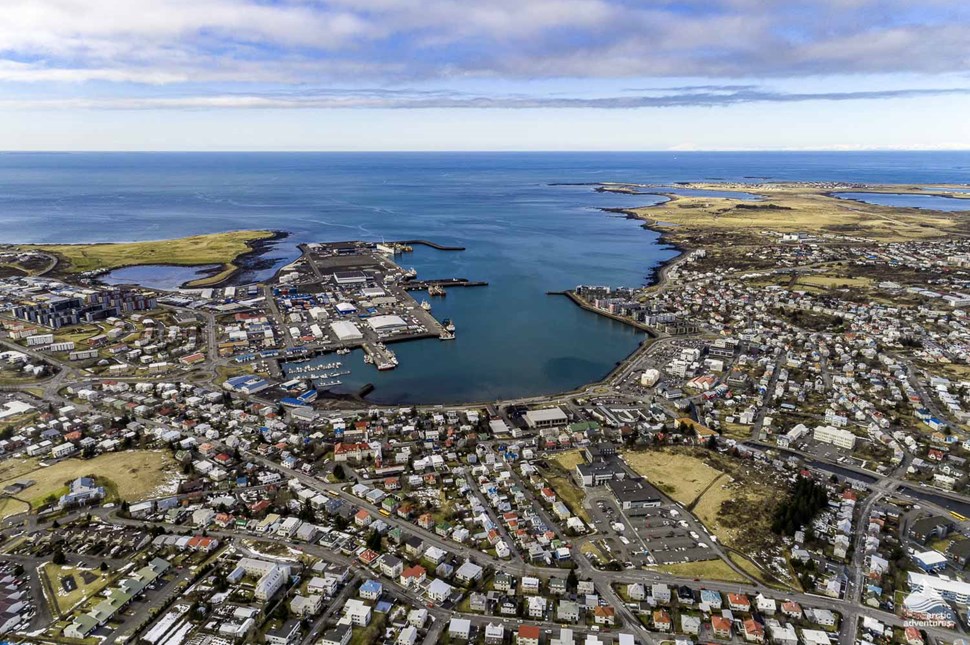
top-left (192, 229), bottom-right (290, 289)
top-left (87, 230), bottom-right (291, 290)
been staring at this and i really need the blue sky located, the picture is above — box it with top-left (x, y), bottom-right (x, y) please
top-left (1, 0), bottom-right (968, 150)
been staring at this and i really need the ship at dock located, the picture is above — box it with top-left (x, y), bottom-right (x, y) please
top-left (428, 284), bottom-right (446, 297)
top-left (439, 318), bottom-right (455, 340)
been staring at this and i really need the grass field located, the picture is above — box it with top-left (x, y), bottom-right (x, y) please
top-left (0, 450), bottom-right (176, 516)
top-left (19, 229), bottom-right (275, 288)
top-left (796, 275), bottom-right (875, 289)
top-left (623, 450), bottom-right (723, 506)
top-left (41, 562), bottom-right (113, 616)
top-left (0, 497), bottom-right (29, 521)
top-left (656, 559), bottom-right (747, 583)
top-left (545, 472), bottom-right (591, 524)
top-left (624, 448), bottom-right (780, 553)
top-left (719, 421), bottom-right (752, 441)
top-left (0, 456), bottom-right (42, 483)
top-left (580, 540), bottom-right (609, 563)
top-left (727, 553), bottom-right (796, 591)
top-left (551, 449), bottom-right (586, 471)
top-left (625, 187), bottom-right (961, 242)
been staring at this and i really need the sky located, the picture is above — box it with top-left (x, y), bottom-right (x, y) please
top-left (0, 0), bottom-right (969, 151)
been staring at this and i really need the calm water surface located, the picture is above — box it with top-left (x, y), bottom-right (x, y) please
top-left (2, 151), bottom-right (968, 403)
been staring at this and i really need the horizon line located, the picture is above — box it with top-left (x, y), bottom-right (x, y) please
top-left (2, 148), bottom-right (969, 154)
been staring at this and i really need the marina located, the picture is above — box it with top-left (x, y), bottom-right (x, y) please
top-left (264, 241), bottom-right (468, 385)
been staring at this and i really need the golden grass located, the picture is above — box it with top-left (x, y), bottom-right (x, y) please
top-left (0, 497), bottom-right (30, 521)
top-left (0, 450), bottom-right (176, 513)
top-left (797, 275), bottom-right (874, 289)
top-left (719, 421), bottom-right (751, 441)
top-left (728, 553), bottom-right (795, 591)
top-left (19, 229), bottom-right (275, 288)
top-left (581, 540), bottom-right (609, 563)
top-left (624, 449), bottom-right (778, 552)
top-left (551, 449), bottom-right (586, 472)
top-left (545, 472), bottom-right (591, 523)
top-left (0, 456), bottom-right (41, 483)
top-left (623, 449), bottom-right (723, 506)
top-left (626, 190), bottom-right (959, 242)
top-left (41, 562), bottom-right (113, 615)
top-left (657, 559), bottom-right (747, 583)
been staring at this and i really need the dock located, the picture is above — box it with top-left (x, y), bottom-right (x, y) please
top-left (550, 290), bottom-right (658, 335)
top-left (403, 278), bottom-right (489, 291)
top-left (394, 239), bottom-right (466, 251)
top-left (245, 240), bottom-right (481, 385)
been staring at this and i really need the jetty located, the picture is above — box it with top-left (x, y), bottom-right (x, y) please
top-left (403, 278), bottom-right (488, 291)
top-left (548, 290), bottom-right (658, 335)
top-left (395, 239), bottom-right (466, 251)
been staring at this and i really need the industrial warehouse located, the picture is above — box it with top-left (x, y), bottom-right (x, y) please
top-left (259, 241), bottom-right (473, 386)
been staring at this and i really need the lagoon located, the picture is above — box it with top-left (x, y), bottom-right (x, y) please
top-left (834, 192), bottom-right (970, 212)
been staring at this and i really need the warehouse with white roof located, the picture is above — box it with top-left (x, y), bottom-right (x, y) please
top-left (367, 315), bottom-right (408, 333)
top-left (330, 320), bottom-right (364, 342)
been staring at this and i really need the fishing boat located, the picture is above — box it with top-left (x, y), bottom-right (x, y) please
top-left (336, 347), bottom-right (351, 355)
top-left (429, 284), bottom-right (446, 297)
top-left (443, 318), bottom-right (456, 333)
top-left (420, 300), bottom-right (432, 311)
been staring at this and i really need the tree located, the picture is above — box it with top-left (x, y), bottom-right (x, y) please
top-left (566, 569), bottom-right (578, 592)
top-left (51, 548), bottom-right (66, 565)
top-left (299, 499), bottom-right (315, 522)
top-left (333, 464), bottom-right (346, 481)
top-left (366, 529), bottom-right (382, 552)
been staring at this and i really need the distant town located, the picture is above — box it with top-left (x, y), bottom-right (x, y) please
top-left (2, 182), bottom-right (970, 645)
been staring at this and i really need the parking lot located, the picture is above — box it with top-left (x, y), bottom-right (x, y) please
top-left (587, 491), bottom-right (718, 568)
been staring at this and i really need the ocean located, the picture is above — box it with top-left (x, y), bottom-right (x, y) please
top-left (1, 151), bottom-right (968, 403)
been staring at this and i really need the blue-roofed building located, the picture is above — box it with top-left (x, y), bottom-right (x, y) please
top-left (360, 579), bottom-right (383, 600)
top-left (59, 477), bottom-right (105, 509)
top-left (700, 589), bottom-right (722, 608)
top-left (223, 375), bottom-right (270, 394)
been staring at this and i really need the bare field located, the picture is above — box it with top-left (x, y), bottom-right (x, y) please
top-left (551, 449), bottom-right (586, 472)
top-left (623, 449), bottom-right (723, 505)
top-left (626, 189), bottom-right (960, 242)
top-left (624, 448), bottom-right (780, 552)
top-left (41, 562), bottom-right (113, 616)
top-left (656, 559), bottom-right (747, 583)
top-left (0, 450), bottom-right (176, 513)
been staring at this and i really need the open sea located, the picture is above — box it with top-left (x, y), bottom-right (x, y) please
top-left (1, 151), bottom-right (968, 403)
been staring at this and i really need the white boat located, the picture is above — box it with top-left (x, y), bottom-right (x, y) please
top-left (420, 300), bottom-right (432, 311)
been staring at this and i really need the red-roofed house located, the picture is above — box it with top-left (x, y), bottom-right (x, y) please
top-left (593, 606), bottom-right (615, 625)
top-left (400, 565), bottom-right (427, 588)
top-left (728, 593), bottom-right (751, 612)
top-left (743, 619), bottom-right (765, 643)
top-left (517, 625), bottom-right (541, 645)
top-left (711, 616), bottom-right (732, 640)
